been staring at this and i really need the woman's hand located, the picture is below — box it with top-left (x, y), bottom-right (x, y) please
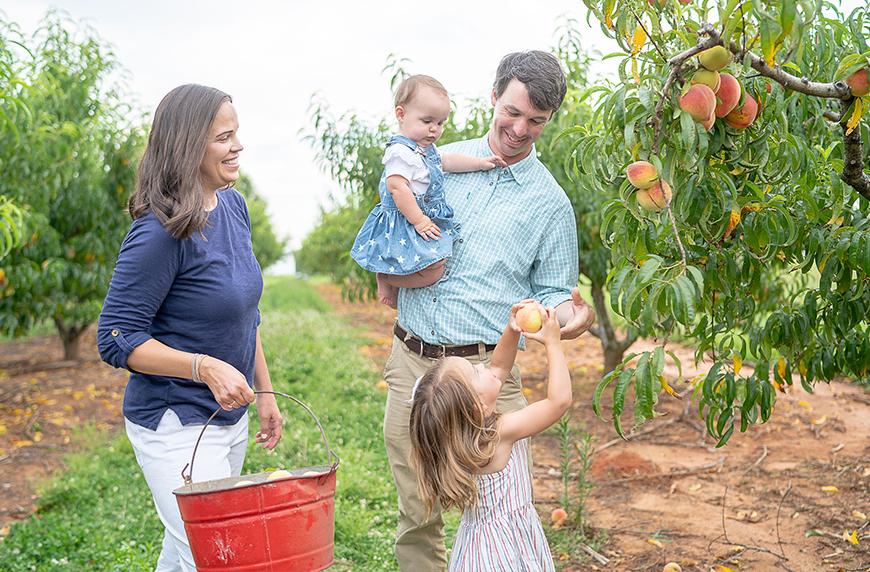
top-left (254, 393), bottom-right (283, 449)
top-left (199, 356), bottom-right (255, 411)
top-left (413, 216), bottom-right (441, 240)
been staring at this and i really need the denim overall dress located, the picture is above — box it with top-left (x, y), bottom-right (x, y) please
top-left (350, 134), bottom-right (455, 275)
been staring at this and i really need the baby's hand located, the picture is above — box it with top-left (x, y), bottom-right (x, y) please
top-left (413, 216), bottom-right (441, 241)
top-left (524, 307), bottom-right (561, 349)
top-left (480, 155), bottom-right (508, 170)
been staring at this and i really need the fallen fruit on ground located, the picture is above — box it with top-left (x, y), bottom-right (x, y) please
top-left (636, 180), bottom-right (673, 212)
top-left (663, 564), bottom-right (683, 572)
top-left (550, 507), bottom-right (568, 527)
top-left (626, 160), bottom-right (659, 189)
top-left (516, 304), bottom-right (543, 333)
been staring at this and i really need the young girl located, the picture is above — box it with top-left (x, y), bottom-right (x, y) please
top-left (409, 302), bottom-right (570, 571)
top-left (350, 74), bottom-right (505, 307)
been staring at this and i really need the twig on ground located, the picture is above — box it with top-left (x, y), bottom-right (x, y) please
top-left (776, 480), bottom-right (792, 558)
top-left (580, 544), bottom-right (609, 565)
top-left (743, 445), bottom-right (768, 474)
top-left (721, 485), bottom-right (732, 545)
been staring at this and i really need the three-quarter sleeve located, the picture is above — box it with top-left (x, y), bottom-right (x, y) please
top-left (97, 216), bottom-right (180, 370)
top-left (530, 205), bottom-right (579, 308)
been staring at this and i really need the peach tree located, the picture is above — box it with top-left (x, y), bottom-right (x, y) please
top-left (573, 0), bottom-right (869, 444)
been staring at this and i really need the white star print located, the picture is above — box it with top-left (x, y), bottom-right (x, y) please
top-left (399, 238), bottom-right (407, 246)
top-left (368, 239), bottom-right (375, 246)
top-left (385, 232), bottom-right (391, 239)
top-left (397, 256), bottom-right (405, 264)
top-left (389, 266), bottom-right (396, 272)
top-left (414, 255), bottom-right (421, 262)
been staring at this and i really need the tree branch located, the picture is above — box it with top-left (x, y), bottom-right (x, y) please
top-left (839, 99), bottom-right (870, 201)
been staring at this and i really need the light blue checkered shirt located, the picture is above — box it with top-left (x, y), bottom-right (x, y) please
top-left (397, 135), bottom-right (578, 345)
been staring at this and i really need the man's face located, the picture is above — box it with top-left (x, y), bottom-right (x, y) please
top-left (488, 79), bottom-right (552, 165)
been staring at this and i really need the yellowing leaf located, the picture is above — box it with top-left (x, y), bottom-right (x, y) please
top-left (646, 538), bottom-right (664, 548)
top-left (603, 0), bottom-right (615, 29)
top-left (777, 357), bottom-right (787, 379)
top-left (632, 57), bottom-right (640, 84)
top-left (732, 354), bottom-right (743, 376)
top-left (660, 375), bottom-right (678, 397)
top-left (821, 486), bottom-right (839, 493)
top-left (846, 97), bottom-right (863, 136)
top-left (0, 424), bottom-right (6, 436)
top-left (772, 378), bottom-right (784, 393)
top-left (631, 24), bottom-right (647, 56)
top-left (811, 416), bottom-right (827, 426)
top-left (843, 530), bottom-right (859, 545)
top-left (723, 208), bottom-right (741, 240)
top-left (714, 566), bottom-right (736, 572)
top-left (797, 400), bottom-right (811, 408)
top-left (522, 387), bottom-right (533, 397)
top-left (852, 510), bottom-right (867, 520)
top-left (798, 360), bottom-right (808, 377)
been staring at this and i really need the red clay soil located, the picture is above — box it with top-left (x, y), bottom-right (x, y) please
top-left (1, 284), bottom-right (868, 572)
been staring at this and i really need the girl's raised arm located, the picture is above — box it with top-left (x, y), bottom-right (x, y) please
top-left (498, 307), bottom-right (571, 442)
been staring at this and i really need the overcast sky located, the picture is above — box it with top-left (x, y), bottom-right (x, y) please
top-left (2, 1), bottom-right (863, 273)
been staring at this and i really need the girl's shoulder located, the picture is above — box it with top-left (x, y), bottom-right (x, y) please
top-left (383, 142), bottom-right (425, 167)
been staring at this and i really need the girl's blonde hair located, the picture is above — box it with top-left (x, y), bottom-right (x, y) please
top-left (409, 358), bottom-right (500, 514)
top-left (394, 74), bottom-right (448, 108)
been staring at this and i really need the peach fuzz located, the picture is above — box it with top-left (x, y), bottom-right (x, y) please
top-left (725, 93), bottom-right (759, 129)
top-left (636, 180), bottom-right (672, 212)
top-left (679, 84), bottom-right (717, 122)
top-left (626, 160), bottom-right (659, 189)
top-left (516, 304), bottom-right (543, 333)
top-left (715, 73), bottom-right (741, 118)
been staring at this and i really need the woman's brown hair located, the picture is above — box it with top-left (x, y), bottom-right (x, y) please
top-left (128, 84), bottom-right (231, 239)
top-left (409, 358), bottom-right (500, 514)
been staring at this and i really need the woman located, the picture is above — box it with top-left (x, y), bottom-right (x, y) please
top-left (97, 84), bottom-right (282, 572)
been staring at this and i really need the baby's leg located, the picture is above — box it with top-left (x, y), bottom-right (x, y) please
top-left (376, 273), bottom-right (399, 309)
top-left (380, 260), bottom-right (446, 289)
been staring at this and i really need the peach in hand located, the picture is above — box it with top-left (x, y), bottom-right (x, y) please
top-left (516, 304), bottom-right (543, 333)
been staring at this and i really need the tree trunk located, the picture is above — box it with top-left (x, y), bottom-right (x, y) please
top-left (55, 319), bottom-right (88, 361)
top-left (589, 282), bottom-right (638, 375)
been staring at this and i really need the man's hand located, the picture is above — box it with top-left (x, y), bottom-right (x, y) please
top-left (559, 287), bottom-right (595, 340)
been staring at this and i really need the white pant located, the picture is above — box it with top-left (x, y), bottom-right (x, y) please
top-left (125, 408), bottom-right (249, 572)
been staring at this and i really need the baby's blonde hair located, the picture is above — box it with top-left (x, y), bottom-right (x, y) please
top-left (394, 74), bottom-right (449, 108)
top-left (409, 358), bottom-right (500, 515)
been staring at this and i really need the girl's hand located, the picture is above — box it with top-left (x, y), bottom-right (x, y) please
top-left (480, 155), bottom-right (508, 170)
top-left (199, 356), bottom-right (256, 411)
top-left (254, 393), bottom-right (283, 449)
top-left (414, 216), bottom-right (441, 240)
top-left (524, 307), bottom-right (561, 349)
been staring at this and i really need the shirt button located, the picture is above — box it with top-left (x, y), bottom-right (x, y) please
top-left (459, 239), bottom-right (464, 243)
top-left (111, 329), bottom-right (119, 337)
top-left (433, 298), bottom-right (437, 303)
top-left (431, 330), bottom-right (435, 335)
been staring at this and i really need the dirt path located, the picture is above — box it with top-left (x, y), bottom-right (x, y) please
top-left (0, 285), bottom-right (867, 571)
top-left (313, 284), bottom-right (870, 572)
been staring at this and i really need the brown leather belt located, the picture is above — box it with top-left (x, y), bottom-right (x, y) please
top-left (393, 322), bottom-right (496, 359)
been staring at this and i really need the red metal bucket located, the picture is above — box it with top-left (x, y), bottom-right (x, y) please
top-left (173, 391), bottom-right (340, 571)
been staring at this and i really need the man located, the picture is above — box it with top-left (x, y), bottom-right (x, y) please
top-left (383, 50), bottom-right (595, 571)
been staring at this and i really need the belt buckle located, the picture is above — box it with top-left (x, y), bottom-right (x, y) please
top-left (436, 344), bottom-right (447, 358)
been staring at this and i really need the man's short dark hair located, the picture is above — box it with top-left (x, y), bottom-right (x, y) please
top-left (493, 51), bottom-right (567, 113)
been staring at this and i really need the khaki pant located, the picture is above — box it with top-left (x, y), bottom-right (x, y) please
top-left (383, 335), bottom-right (528, 571)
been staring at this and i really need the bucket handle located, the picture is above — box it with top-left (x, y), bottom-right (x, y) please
top-left (181, 390), bottom-right (340, 485)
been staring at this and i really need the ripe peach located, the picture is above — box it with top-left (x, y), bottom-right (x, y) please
top-left (698, 45), bottom-right (731, 71)
top-left (636, 180), bottom-right (672, 212)
top-left (725, 93), bottom-right (759, 129)
top-left (714, 73), bottom-right (741, 118)
top-left (551, 507), bottom-right (568, 527)
top-left (846, 68), bottom-right (869, 97)
top-left (266, 469), bottom-right (293, 481)
top-left (679, 84), bottom-right (717, 122)
top-left (691, 69), bottom-right (720, 92)
top-left (516, 304), bottom-right (543, 333)
top-left (626, 160), bottom-right (659, 189)
top-left (701, 111), bottom-right (715, 131)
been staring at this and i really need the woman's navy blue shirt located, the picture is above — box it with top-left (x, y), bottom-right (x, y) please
top-left (97, 188), bottom-right (263, 430)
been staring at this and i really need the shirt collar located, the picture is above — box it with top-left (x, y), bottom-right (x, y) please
top-left (481, 133), bottom-right (537, 186)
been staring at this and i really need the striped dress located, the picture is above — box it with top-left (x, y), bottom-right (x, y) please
top-left (449, 439), bottom-right (555, 571)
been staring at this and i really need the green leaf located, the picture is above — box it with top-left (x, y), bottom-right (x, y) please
top-left (612, 368), bottom-right (634, 439)
top-left (592, 368), bottom-right (620, 419)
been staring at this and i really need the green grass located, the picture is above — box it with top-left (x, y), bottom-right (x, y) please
top-left (0, 276), bottom-right (458, 571)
